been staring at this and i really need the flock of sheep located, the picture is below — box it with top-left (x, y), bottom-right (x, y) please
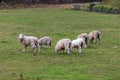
top-left (18, 30), bottom-right (101, 55)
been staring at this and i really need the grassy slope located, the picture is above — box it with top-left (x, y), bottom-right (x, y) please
top-left (0, 8), bottom-right (120, 80)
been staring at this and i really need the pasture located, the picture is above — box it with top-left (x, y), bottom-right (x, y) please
top-left (0, 8), bottom-right (120, 80)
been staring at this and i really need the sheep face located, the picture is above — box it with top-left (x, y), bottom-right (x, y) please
top-left (18, 34), bottom-right (24, 42)
top-left (55, 45), bottom-right (59, 53)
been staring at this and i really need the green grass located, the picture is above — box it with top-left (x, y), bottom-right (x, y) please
top-left (0, 8), bottom-right (120, 80)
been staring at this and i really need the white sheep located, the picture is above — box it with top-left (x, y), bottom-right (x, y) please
top-left (18, 34), bottom-right (40, 54)
top-left (72, 38), bottom-right (87, 53)
top-left (77, 33), bottom-right (89, 46)
top-left (38, 36), bottom-right (52, 48)
top-left (55, 39), bottom-right (72, 54)
top-left (88, 30), bottom-right (101, 43)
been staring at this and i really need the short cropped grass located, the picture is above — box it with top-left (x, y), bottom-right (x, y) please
top-left (0, 8), bottom-right (120, 80)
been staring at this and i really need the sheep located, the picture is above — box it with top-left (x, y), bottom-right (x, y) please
top-left (77, 33), bottom-right (89, 46)
top-left (72, 38), bottom-right (87, 53)
top-left (55, 39), bottom-right (72, 55)
top-left (18, 34), bottom-right (40, 54)
top-left (88, 30), bottom-right (101, 43)
top-left (38, 36), bottom-right (52, 48)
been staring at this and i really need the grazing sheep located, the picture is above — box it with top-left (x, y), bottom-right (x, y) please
top-left (18, 34), bottom-right (40, 54)
top-left (55, 39), bottom-right (72, 54)
top-left (77, 33), bottom-right (89, 46)
top-left (38, 36), bottom-right (52, 48)
top-left (72, 38), bottom-right (87, 53)
top-left (88, 30), bottom-right (101, 43)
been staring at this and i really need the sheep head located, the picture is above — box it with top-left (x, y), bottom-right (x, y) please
top-left (18, 34), bottom-right (24, 42)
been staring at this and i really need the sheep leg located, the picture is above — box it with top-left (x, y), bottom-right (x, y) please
top-left (97, 33), bottom-right (100, 44)
top-left (49, 42), bottom-right (51, 47)
top-left (98, 37), bottom-right (100, 44)
top-left (37, 44), bottom-right (40, 53)
top-left (67, 49), bottom-right (71, 55)
top-left (78, 46), bottom-right (82, 54)
top-left (31, 43), bottom-right (37, 55)
top-left (31, 46), bottom-right (37, 53)
top-left (35, 43), bottom-right (40, 53)
top-left (83, 41), bottom-right (87, 48)
top-left (72, 47), bottom-right (74, 52)
top-left (33, 48), bottom-right (37, 53)
top-left (56, 50), bottom-right (59, 54)
top-left (67, 47), bottom-right (71, 55)
top-left (23, 45), bottom-right (27, 52)
top-left (94, 38), bottom-right (97, 43)
top-left (32, 47), bottom-right (37, 56)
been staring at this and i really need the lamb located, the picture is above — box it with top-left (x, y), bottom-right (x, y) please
top-left (55, 39), bottom-right (72, 54)
top-left (38, 36), bottom-right (52, 48)
top-left (18, 34), bottom-right (40, 54)
top-left (88, 30), bottom-right (101, 43)
top-left (77, 33), bottom-right (89, 46)
top-left (72, 38), bottom-right (87, 53)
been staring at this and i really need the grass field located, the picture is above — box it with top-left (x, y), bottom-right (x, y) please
top-left (0, 8), bottom-right (120, 80)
